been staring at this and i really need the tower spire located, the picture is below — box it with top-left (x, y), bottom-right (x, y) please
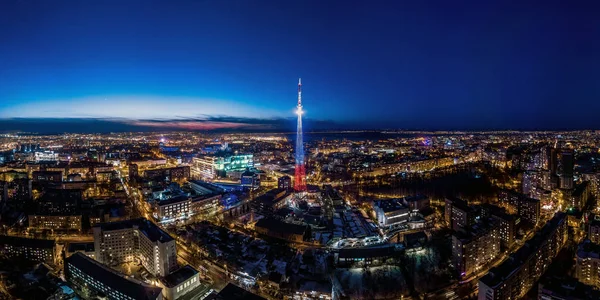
top-left (294, 78), bottom-right (306, 192)
top-left (297, 78), bottom-right (302, 107)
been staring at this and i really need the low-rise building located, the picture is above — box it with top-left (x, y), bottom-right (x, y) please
top-left (66, 242), bottom-right (95, 259)
top-left (156, 196), bottom-right (192, 222)
top-left (254, 218), bottom-right (308, 243)
top-left (158, 265), bottom-right (201, 300)
top-left (373, 199), bottom-right (410, 228)
top-left (28, 214), bottom-right (82, 231)
top-left (0, 235), bottom-right (55, 263)
top-left (336, 245), bottom-right (396, 267)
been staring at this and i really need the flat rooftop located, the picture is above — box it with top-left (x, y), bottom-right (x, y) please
top-left (216, 283), bottom-right (265, 300)
top-left (479, 212), bottom-right (566, 288)
top-left (66, 252), bottom-right (162, 300)
top-left (0, 235), bottom-right (55, 249)
top-left (160, 265), bottom-right (198, 288)
top-left (94, 218), bottom-right (174, 243)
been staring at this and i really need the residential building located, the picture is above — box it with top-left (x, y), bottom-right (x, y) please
top-left (478, 212), bottom-right (568, 300)
top-left (28, 214), bottom-right (82, 231)
top-left (0, 235), bottom-right (55, 263)
top-left (445, 197), bottom-right (477, 231)
top-left (452, 220), bottom-right (501, 278)
top-left (576, 240), bottom-right (600, 288)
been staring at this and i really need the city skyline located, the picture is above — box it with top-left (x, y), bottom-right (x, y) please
top-left (1, 1), bottom-right (600, 132)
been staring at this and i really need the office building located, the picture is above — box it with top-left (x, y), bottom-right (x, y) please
top-left (478, 213), bottom-right (568, 300)
top-left (576, 240), bottom-right (600, 288)
top-left (34, 151), bottom-right (58, 162)
top-left (374, 199), bottom-right (410, 227)
top-left (240, 169), bottom-right (260, 189)
top-left (191, 154), bottom-right (253, 179)
top-left (156, 196), bottom-right (192, 222)
top-left (158, 265), bottom-right (201, 300)
top-left (93, 218), bottom-right (177, 277)
top-left (0, 235), bottom-right (55, 263)
top-left (65, 252), bottom-right (163, 300)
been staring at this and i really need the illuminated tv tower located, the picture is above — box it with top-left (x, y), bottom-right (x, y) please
top-left (294, 78), bottom-right (306, 192)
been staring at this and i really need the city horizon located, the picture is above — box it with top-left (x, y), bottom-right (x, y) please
top-left (1, 1), bottom-right (600, 300)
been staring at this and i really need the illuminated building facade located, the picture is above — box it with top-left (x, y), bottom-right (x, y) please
top-left (452, 221), bottom-right (501, 278)
top-left (478, 213), bottom-right (567, 300)
top-left (576, 240), bottom-right (600, 288)
top-left (191, 154), bottom-right (253, 179)
top-left (0, 235), bottom-right (55, 263)
top-left (158, 265), bottom-right (200, 300)
top-left (65, 252), bottom-right (163, 300)
top-left (294, 78), bottom-right (306, 192)
top-left (29, 214), bottom-right (82, 231)
top-left (93, 218), bottom-right (177, 277)
top-left (373, 199), bottom-right (410, 227)
top-left (156, 196), bottom-right (192, 222)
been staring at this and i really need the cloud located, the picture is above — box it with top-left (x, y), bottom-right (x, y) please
top-left (0, 116), bottom-right (343, 133)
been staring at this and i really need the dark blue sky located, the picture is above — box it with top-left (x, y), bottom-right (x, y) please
top-left (1, 0), bottom-right (599, 132)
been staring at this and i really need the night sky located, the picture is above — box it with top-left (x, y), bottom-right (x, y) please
top-left (1, 0), bottom-right (599, 132)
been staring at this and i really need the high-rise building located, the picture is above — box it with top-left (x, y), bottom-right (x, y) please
top-left (576, 240), bottom-right (600, 288)
top-left (294, 78), bottom-right (306, 192)
top-left (478, 212), bottom-right (568, 300)
top-left (93, 218), bottom-right (177, 277)
top-left (481, 204), bottom-right (517, 249)
top-left (589, 215), bottom-right (600, 244)
top-left (445, 197), bottom-right (477, 231)
top-left (558, 148), bottom-right (574, 190)
top-left (278, 175), bottom-right (292, 190)
top-left (129, 163), bottom-right (139, 179)
top-left (452, 220), bottom-right (501, 278)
